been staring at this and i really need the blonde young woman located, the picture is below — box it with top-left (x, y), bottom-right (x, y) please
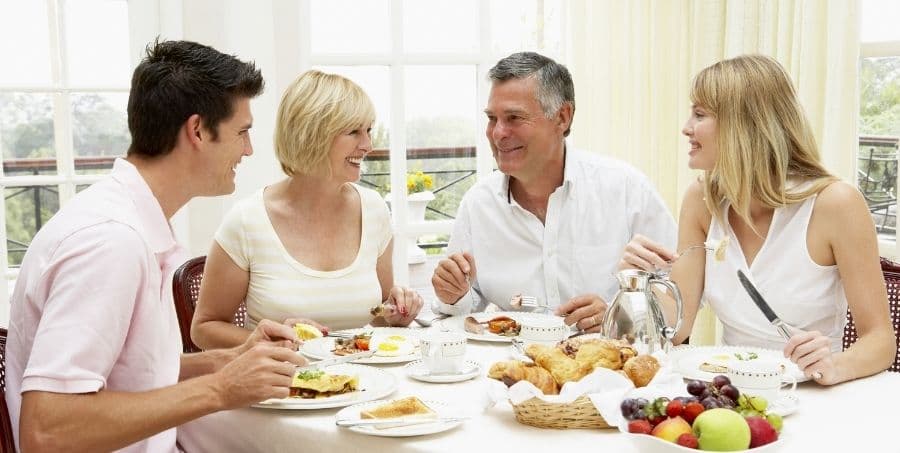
top-left (621, 55), bottom-right (895, 385)
top-left (191, 70), bottom-right (423, 350)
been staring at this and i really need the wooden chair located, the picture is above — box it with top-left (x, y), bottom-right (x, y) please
top-left (172, 256), bottom-right (246, 353)
top-left (842, 257), bottom-right (900, 372)
top-left (1, 327), bottom-right (18, 452)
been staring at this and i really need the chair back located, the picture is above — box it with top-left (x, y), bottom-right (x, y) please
top-left (1, 327), bottom-right (18, 452)
top-left (172, 256), bottom-right (247, 353)
top-left (842, 257), bottom-right (900, 372)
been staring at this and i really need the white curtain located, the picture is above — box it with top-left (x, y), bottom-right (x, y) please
top-left (567, 0), bottom-right (861, 344)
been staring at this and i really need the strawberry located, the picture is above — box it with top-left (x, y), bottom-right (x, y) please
top-left (627, 419), bottom-right (653, 435)
top-left (649, 415), bottom-right (667, 426)
top-left (676, 433), bottom-right (699, 449)
top-left (682, 402), bottom-right (705, 424)
top-left (666, 399), bottom-right (684, 418)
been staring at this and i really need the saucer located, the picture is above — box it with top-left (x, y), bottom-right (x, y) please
top-left (404, 360), bottom-right (481, 383)
top-left (768, 392), bottom-right (799, 417)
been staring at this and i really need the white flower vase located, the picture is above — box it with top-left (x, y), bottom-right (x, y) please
top-left (385, 190), bottom-right (434, 264)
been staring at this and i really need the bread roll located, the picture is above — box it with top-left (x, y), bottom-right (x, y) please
top-left (488, 360), bottom-right (559, 395)
top-left (525, 344), bottom-right (592, 386)
top-left (623, 355), bottom-right (660, 387)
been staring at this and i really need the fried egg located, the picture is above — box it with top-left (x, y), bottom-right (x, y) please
top-left (372, 335), bottom-right (416, 357)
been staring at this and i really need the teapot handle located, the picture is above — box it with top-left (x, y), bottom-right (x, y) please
top-left (649, 278), bottom-right (683, 341)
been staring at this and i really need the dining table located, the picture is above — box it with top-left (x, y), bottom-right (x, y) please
top-left (177, 325), bottom-right (900, 453)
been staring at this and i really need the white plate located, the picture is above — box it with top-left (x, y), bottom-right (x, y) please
top-left (300, 327), bottom-right (422, 364)
top-left (619, 425), bottom-right (786, 453)
top-left (667, 345), bottom-right (808, 383)
top-left (335, 399), bottom-right (465, 437)
top-left (404, 360), bottom-right (481, 383)
top-left (252, 364), bottom-right (397, 410)
top-left (438, 311), bottom-right (562, 343)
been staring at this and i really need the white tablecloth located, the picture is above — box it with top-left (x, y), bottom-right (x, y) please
top-left (178, 334), bottom-right (900, 452)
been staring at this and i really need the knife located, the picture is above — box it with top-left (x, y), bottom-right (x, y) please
top-left (736, 270), bottom-right (799, 341)
top-left (296, 350), bottom-right (376, 372)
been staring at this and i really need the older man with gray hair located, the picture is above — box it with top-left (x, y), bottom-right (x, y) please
top-left (430, 52), bottom-right (676, 331)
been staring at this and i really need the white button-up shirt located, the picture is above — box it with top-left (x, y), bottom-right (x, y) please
top-left (433, 148), bottom-right (677, 315)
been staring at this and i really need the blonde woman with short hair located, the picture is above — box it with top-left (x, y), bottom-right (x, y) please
top-left (192, 70), bottom-right (423, 349)
top-left (621, 55), bottom-right (896, 385)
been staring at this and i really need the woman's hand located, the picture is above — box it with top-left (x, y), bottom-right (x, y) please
top-left (784, 329), bottom-right (840, 385)
top-left (619, 234), bottom-right (676, 272)
top-left (382, 286), bottom-right (424, 327)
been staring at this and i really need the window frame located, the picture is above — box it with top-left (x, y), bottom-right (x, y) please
top-left (0, 0), bottom-right (158, 302)
top-left (860, 40), bottom-right (900, 258)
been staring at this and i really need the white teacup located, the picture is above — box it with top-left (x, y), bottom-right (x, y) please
top-left (518, 316), bottom-right (569, 345)
top-left (420, 331), bottom-right (466, 374)
top-left (727, 358), bottom-right (797, 403)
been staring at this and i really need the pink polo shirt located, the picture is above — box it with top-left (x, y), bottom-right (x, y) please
top-left (5, 158), bottom-right (185, 453)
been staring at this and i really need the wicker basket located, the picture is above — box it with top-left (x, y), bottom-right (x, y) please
top-left (511, 395), bottom-right (613, 429)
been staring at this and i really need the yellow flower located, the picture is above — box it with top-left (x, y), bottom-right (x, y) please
top-left (406, 171), bottom-right (433, 194)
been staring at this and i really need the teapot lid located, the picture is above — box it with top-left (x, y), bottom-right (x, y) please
top-left (616, 269), bottom-right (653, 291)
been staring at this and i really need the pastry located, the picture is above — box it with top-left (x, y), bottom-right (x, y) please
top-left (623, 355), bottom-right (660, 387)
top-left (525, 343), bottom-right (592, 386)
top-left (488, 360), bottom-right (559, 395)
top-left (360, 396), bottom-right (437, 419)
top-left (573, 341), bottom-right (623, 370)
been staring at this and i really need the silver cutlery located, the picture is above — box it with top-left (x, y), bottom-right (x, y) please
top-left (509, 294), bottom-right (545, 312)
top-left (326, 331), bottom-right (357, 339)
top-left (296, 350), bottom-right (375, 372)
top-left (736, 270), bottom-right (800, 341)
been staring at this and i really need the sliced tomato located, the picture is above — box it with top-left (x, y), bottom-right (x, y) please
top-left (354, 337), bottom-right (370, 351)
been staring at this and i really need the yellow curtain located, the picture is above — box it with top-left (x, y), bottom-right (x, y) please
top-left (567, 0), bottom-right (860, 345)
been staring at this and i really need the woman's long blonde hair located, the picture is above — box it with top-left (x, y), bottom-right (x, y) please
top-left (690, 54), bottom-right (838, 232)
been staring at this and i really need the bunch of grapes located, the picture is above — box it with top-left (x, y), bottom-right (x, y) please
top-left (685, 375), bottom-right (741, 409)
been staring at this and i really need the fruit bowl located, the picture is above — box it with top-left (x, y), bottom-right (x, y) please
top-left (618, 426), bottom-right (785, 453)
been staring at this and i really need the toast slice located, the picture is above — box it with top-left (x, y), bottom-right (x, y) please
top-left (360, 396), bottom-right (437, 420)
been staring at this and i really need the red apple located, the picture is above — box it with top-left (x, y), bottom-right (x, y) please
top-left (650, 416), bottom-right (692, 443)
top-left (746, 416), bottom-right (779, 447)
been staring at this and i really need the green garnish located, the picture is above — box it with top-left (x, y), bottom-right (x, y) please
top-left (734, 352), bottom-right (759, 361)
top-left (296, 369), bottom-right (325, 380)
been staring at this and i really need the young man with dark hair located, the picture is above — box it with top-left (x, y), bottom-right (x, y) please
top-left (4, 39), bottom-right (304, 452)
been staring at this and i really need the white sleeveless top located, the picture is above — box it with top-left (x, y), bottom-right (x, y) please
top-left (703, 194), bottom-right (847, 351)
top-left (215, 183), bottom-right (393, 331)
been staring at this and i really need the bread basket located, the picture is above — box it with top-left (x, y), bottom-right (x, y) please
top-left (510, 395), bottom-right (612, 429)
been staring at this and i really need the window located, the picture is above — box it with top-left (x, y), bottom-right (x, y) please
top-left (305, 0), bottom-right (564, 284)
top-left (0, 0), bottom-right (132, 277)
top-left (858, 0), bottom-right (900, 250)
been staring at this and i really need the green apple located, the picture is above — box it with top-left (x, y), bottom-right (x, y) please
top-left (650, 416), bottom-right (692, 443)
top-left (692, 408), bottom-right (751, 451)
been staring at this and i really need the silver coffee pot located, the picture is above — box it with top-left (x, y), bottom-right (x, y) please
top-left (600, 269), bottom-right (684, 355)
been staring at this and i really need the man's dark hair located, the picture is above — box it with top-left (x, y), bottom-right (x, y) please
top-left (488, 52), bottom-right (575, 137)
top-left (126, 39), bottom-right (264, 157)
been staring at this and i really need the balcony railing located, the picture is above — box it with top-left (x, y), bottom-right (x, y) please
top-left (7, 136), bottom-right (897, 265)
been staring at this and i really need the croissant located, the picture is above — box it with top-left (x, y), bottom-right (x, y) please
top-left (573, 341), bottom-right (624, 371)
top-left (623, 355), bottom-right (661, 388)
top-left (525, 344), bottom-right (592, 386)
top-left (488, 360), bottom-right (559, 395)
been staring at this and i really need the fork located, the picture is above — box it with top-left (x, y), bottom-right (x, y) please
top-left (510, 294), bottom-right (548, 313)
top-left (655, 239), bottom-right (727, 278)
